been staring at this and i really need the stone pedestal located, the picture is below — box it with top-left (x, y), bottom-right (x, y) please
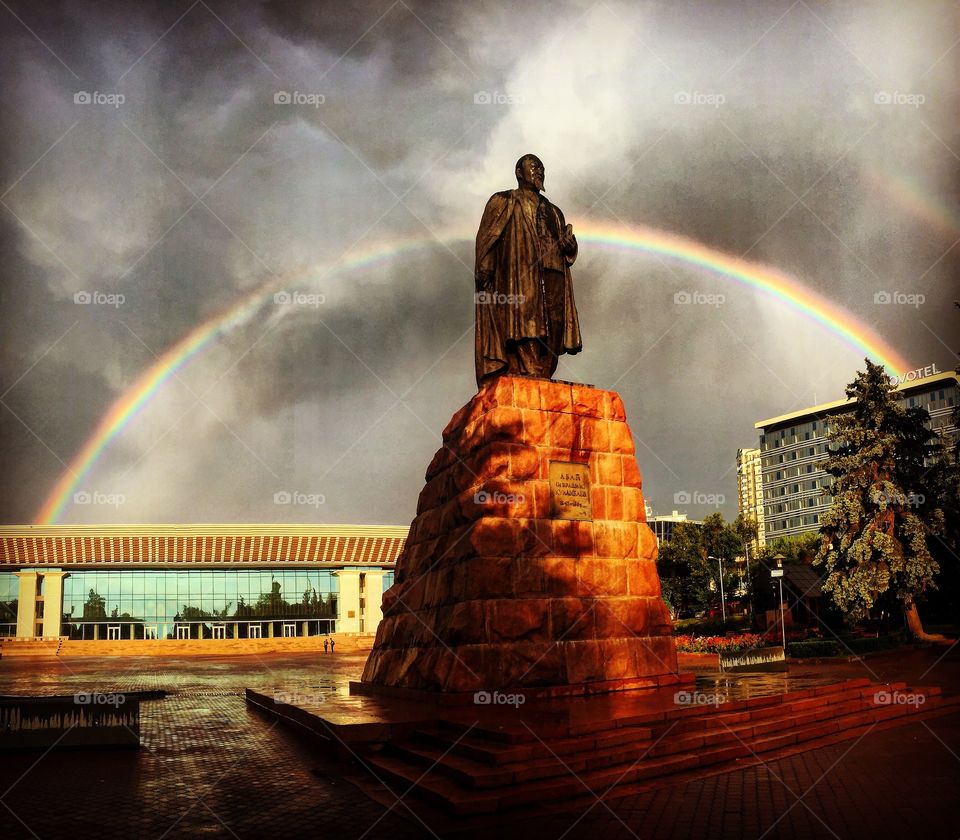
top-left (360, 376), bottom-right (679, 695)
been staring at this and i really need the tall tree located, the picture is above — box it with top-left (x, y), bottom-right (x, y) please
top-left (814, 360), bottom-right (947, 640)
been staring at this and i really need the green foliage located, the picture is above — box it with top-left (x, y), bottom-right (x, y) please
top-left (787, 632), bottom-right (910, 658)
top-left (656, 515), bottom-right (743, 613)
top-left (814, 360), bottom-right (949, 624)
top-left (787, 639), bottom-right (841, 657)
top-left (844, 632), bottom-right (910, 654)
top-left (673, 614), bottom-right (751, 635)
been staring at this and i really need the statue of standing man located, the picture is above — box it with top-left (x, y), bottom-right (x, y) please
top-left (474, 155), bottom-right (582, 387)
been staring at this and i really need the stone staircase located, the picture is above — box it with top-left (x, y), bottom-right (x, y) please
top-left (0, 638), bottom-right (63, 658)
top-left (365, 678), bottom-right (959, 815)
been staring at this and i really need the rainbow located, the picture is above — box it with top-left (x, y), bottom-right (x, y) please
top-left (35, 221), bottom-right (913, 524)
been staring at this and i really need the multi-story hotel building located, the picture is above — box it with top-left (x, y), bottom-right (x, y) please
top-left (736, 447), bottom-right (766, 550)
top-left (754, 369), bottom-right (958, 540)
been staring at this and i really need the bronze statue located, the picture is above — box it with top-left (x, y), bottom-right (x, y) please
top-left (474, 154), bottom-right (582, 387)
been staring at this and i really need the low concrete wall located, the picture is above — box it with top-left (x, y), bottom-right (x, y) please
top-left (2, 634), bottom-right (376, 658)
top-left (720, 646), bottom-right (786, 671)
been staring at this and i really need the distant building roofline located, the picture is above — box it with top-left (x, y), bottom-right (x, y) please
top-left (754, 370), bottom-right (958, 430)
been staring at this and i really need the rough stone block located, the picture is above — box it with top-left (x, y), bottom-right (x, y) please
top-left (571, 385), bottom-right (604, 418)
top-left (550, 595), bottom-right (595, 640)
top-left (577, 557), bottom-right (628, 597)
top-left (609, 421), bottom-right (636, 454)
top-left (564, 640), bottom-right (607, 684)
top-left (488, 598), bottom-right (551, 642)
top-left (578, 417), bottom-right (610, 451)
top-left (539, 379), bottom-right (573, 413)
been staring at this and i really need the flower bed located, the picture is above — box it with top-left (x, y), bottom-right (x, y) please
top-left (673, 633), bottom-right (765, 655)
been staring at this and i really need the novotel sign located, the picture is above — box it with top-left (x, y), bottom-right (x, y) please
top-left (890, 363), bottom-right (941, 386)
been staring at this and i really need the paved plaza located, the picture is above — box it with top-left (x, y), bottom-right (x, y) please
top-left (1, 646), bottom-right (958, 839)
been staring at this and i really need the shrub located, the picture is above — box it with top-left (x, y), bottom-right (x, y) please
top-left (674, 633), bottom-right (765, 654)
top-left (787, 639), bottom-right (841, 658)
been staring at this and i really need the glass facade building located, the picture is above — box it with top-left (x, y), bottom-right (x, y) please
top-left (0, 525), bottom-right (406, 644)
top-left (755, 371), bottom-right (958, 538)
top-left (61, 570), bottom-right (339, 640)
top-left (0, 571), bottom-right (17, 637)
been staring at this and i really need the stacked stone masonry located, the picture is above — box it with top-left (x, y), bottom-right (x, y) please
top-left (361, 376), bottom-right (679, 693)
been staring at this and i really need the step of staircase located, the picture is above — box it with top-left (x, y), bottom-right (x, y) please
top-left (365, 682), bottom-right (958, 815)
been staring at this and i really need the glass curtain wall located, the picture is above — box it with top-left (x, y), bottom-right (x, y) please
top-left (60, 570), bottom-right (339, 640)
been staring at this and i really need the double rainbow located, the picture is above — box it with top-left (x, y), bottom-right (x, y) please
top-left (34, 221), bottom-right (912, 524)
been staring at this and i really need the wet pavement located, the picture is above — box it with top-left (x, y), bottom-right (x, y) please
top-left (0, 645), bottom-right (958, 839)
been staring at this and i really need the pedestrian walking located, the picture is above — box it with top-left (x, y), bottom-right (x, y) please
top-left (323, 638), bottom-right (329, 653)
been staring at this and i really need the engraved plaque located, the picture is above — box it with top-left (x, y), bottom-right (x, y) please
top-left (548, 461), bottom-right (593, 521)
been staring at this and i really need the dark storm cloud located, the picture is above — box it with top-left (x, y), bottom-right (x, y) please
top-left (0, 0), bottom-right (957, 525)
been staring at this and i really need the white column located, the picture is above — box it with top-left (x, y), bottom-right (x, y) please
top-left (362, 570), bottom-right (388, 634)
top-left (40, 571), bottom-right (67, 638)
top-left (14, 571), bottom-right (38, 638)
top-left (333, 570), bottom-right (361, 633)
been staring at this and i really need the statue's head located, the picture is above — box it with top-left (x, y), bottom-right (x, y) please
top-left (515, 154), bottom-right (545, 192)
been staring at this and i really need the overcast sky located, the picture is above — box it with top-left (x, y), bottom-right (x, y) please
top-left (1, 0), bottom-right (957, 527)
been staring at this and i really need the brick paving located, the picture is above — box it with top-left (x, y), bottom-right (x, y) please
top-left (0, 646), bottom-right (958, 839)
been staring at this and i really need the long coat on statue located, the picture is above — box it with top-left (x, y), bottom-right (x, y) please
top-left (474, 188), bottom-right (582, 386)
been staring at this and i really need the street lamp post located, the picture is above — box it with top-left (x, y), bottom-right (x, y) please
top-left (771, 553), bottom-right (787, 650)
top-left (709, 555), bottom-right (725, 626)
